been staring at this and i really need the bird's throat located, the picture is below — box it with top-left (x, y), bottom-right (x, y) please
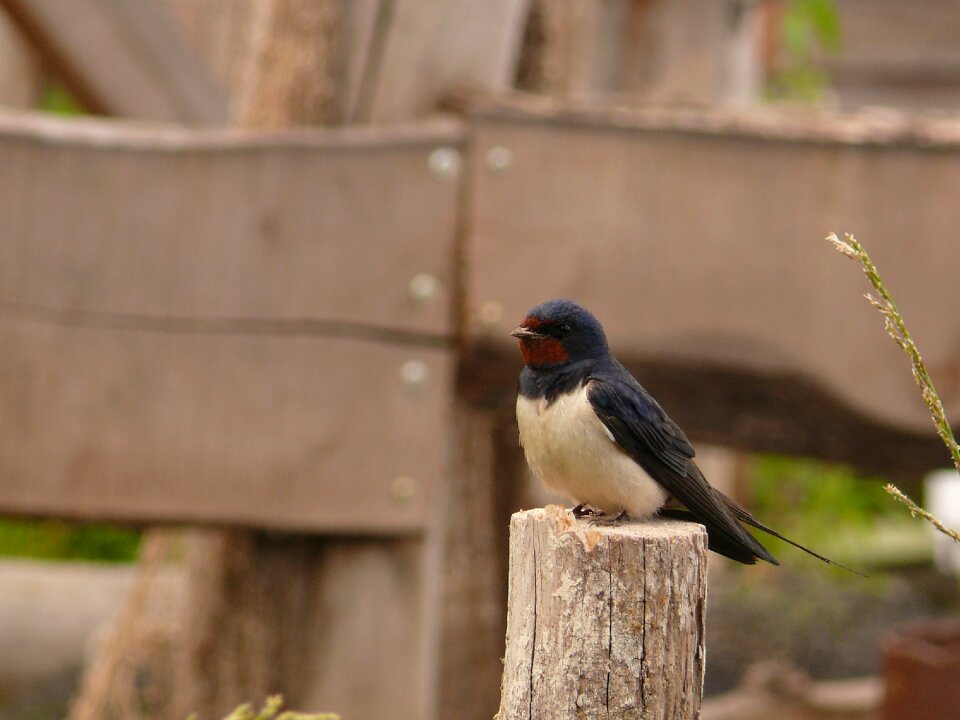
top-left (520, 338), bottom-right (569, 367)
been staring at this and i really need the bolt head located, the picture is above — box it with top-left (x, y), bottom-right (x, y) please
top-left (391, 476), bottom-right (418, 503)
top-left (478, 301), bottom-right (504, 327)
top-left (428, 147), bottom-right (461, 180)
top-left (400, 359), bottom-right (429, 388)
top-left (409, 272), bottom-right (441, 302)
top-left (486, 145), bottom-right (513, 172)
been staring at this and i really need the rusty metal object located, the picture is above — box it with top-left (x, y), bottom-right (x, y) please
top-left (883, 618), bottom-right (960, 720)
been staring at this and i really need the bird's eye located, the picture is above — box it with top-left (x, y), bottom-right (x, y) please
top-left (558, 322), bottom-right (572, 336)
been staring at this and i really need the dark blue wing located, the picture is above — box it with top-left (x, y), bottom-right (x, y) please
top-left (587, 362), bottom-right (777, 565)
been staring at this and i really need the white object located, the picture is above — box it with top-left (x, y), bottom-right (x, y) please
top-left (925, 469), bottom-right (960, 574)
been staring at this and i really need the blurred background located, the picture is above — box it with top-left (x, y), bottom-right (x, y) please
top-left (0, 0), bottom-right (959, 718)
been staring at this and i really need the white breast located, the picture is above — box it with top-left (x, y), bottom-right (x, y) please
top-left (516, 383), bottom-right (668, 518)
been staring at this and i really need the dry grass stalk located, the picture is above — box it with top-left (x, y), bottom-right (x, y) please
top-left (827, 232), bottom-right (960, 544)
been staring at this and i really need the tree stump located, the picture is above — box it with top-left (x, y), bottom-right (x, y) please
top-left (497, 506), bottom-right (707, 720)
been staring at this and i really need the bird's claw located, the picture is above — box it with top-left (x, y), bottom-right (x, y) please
top-left (588, 510), bottom-right (630, 527)
top-left (571, 504), bottom-right (603, 519)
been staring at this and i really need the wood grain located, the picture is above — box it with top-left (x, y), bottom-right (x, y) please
top-left (466, 96), bottom-right (960, 435)
top-left (520, 0), bottom-right (760, 105)
top-left (365, 0), bottom-right (531, 122)
top-left (0, 0), bottom-right (227, 123)
top-left (0, 110), bottom-right (462, 336)
top-left (0, 315), bottom-right (450, 533)
top-left (497, 506), bottom-right (706, 719)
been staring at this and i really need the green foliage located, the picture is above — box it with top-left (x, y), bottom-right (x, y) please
top-left (0, 518), bottom-right (140, 562)
top-left (39, 82), bottom-right (85, 116)
top-left (782, 0), bottom-right (840, 56)
top-left (212, 696), bottom-right (339, 720)
top-left (752, 455), bottom-right (897, 527)
top-left (748, 455), bottom-right (930, 567)
top-left (767, 0), bottom-right (841, 102)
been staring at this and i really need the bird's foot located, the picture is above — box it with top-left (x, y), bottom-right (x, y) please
top-left (571, 504), bottom-right (603, 519)
top-left (588, 510), bottom-right (630, 527)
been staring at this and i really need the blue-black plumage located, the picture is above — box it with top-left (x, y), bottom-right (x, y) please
top-left (512, 298), bottom-right (850, 568)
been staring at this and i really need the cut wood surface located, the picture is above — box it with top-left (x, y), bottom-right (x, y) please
top-left (0, 110), bottom-right (461, 336)
top-left (0, 0), bottom-right (227, 123)
top-left (466, 95), bottom-right (960, 438)
top-left (497, 506), bottom-right (707, 719)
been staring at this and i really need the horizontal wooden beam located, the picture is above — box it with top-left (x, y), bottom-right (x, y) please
top-left (464, 95), bottom-right (960, 455)
top-left (0, 315), bottom-right (450, 534)
top-left (0, 112), bottom-right (464, 531)
top-left (0, 111), bottom-right (463, 337)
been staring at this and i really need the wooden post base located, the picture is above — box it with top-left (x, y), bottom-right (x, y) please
top-left (497, 506), bottom-right (708, 720)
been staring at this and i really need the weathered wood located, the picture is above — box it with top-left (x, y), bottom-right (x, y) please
top-left (0, 10), bottom-right (42, 108)
top-left (0, 316), bottom-right (450, 533)
top-left (157, 0), bottom-right (260, 120)
top-left (519, 0), bottom-right (760, 105)
top-left (340, 0), bottom-right (385, 122)
top-left (364, 0), bottom-right (531, 122)
top-left (497, 506), bottom-right (707, 719)
top-left (428, 401), bottom-right (519, 720)
top-left (70, 530), bottom-right (186, 720)
top-left (236, 0), bottom-right (342, 128)
top-left (465, 95), bottom-right (960, 449)
top-left (814, 0), bottom-right (960, 110)
top-left (0, 110), bottom-right (461, 335)
top-left (0, 0), bottom-right (227, 123)
top-left (296, 539), bottom-right (427, 718)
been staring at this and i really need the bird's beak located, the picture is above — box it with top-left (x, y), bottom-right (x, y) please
top-left (510, 325), bottom-right (546, 340)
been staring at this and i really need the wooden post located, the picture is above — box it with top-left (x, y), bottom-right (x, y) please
top-left (497, 506), bottom-right (707, 720)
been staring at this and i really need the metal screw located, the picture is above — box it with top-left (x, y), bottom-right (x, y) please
top-left (428, 147), bottom-right (461, 180)
top-left (400, 359), bottom-right (429, 388)
top-left (409, 272), bottom-right (441, 303)
top-left (486, 145), bottom-right (513, 172)
top-left (391, 476), bottom-right (418, 503)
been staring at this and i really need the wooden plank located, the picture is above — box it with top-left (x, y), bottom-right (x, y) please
top-left (0, 315), bottom-right (449, 533)
top-left (0, 0), bottom-right (227, 123)
top-left (235, 0), bottom-right (342, 128)
top-left (0, 10), bottom-right (42, 108)
top-left (0, 110), bottom-right (462, 336)
top-left (818, 0), bottom-right (960, 110)
top-left (299, 540), bottom-right (426, 718)
top-left (364, 0), bottom-right (531, 122)
top-left (465, 96), bottom-right (960, 443)
top-left (429, 402), bottom-right (517, 720)
top-left (497, 507), bottom-right (706, 719)
top-left (340, 0), bottom-right (385, 123)
top-left (520, 0), bottom-right (761, 105)
top-left (157, 0), bottom-right (260, 117)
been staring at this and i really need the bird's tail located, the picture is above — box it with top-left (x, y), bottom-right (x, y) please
top-left (716, 490), bottom-right (867, 577)
top-left (657, 507), bottom-right (778, 565)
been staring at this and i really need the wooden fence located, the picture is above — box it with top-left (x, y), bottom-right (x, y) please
top-left (1, 1), bottom-right (960, 717)
top-left (0, 97), bottom-right (959, 718)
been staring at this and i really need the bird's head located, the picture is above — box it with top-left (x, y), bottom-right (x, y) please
top-left (511, 299), bottom-right (609, 368)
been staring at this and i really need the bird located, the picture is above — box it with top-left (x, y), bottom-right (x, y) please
top-left (512, 298), bottom-right (852, 568)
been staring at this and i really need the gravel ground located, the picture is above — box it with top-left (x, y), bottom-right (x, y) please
top-left (704, 562), bottom-right (959, 695)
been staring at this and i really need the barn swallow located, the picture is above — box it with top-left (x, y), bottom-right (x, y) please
top-left (512, 298), bottom-right (852, 568)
